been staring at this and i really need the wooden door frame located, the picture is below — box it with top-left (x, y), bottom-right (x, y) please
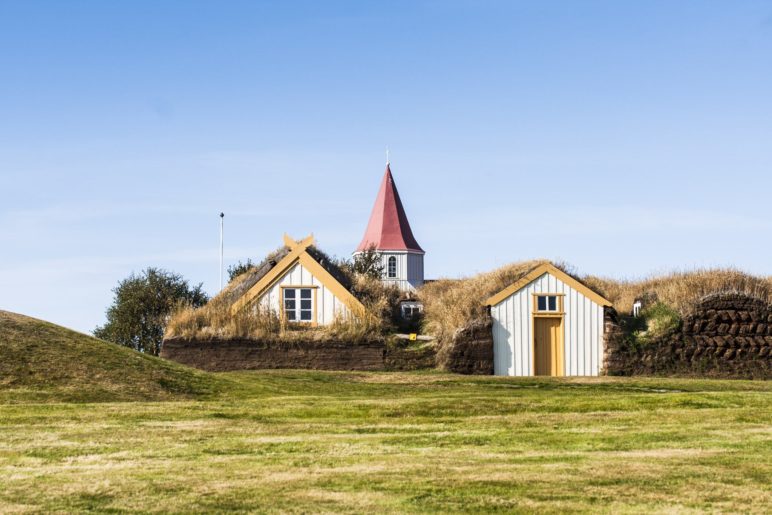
top-left (531, 313), bottom-right (565, 376)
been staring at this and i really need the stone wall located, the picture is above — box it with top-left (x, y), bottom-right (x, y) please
top-left (437, 320), bottom-right (495, 375)
top-left (604, 293), bottom-right (772, 379)
top-left (161, 337), bottom-right (438, 373)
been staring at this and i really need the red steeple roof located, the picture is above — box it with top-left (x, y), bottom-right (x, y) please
top-left (356, 164), bottom-right (424, 253)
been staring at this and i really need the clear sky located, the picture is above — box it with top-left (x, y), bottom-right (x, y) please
top-left (2, 1), bottom-right (771, 333)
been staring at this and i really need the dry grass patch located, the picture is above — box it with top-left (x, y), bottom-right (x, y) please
top-left (420, 259), bottom-right (552, 342)
top-left (584, 267), bottom-right (772, 315)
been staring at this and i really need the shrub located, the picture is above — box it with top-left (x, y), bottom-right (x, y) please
top-left (96, 268), bottom-right (208, 355)
top-left (627, 302), bottom-right (682, 347)
top-left (227, 259), bottom-right (257, 282)
top-left (351, 245), bottom-right (385, 279)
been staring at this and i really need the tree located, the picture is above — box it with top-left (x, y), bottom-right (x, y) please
top-left (352, 245), bottom-right (384, 279)
top-left (227, 259), bottom-right (256, 282)
top-left (94, 267), bottom-right (208, 355)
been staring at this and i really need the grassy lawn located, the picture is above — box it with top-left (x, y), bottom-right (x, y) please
top-left (0, 372), bottom-right (770, 513)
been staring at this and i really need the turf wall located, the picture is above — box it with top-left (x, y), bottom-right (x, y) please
top-left (160, 337), bottom-right (437, 372)
top-left (436, 320), bottom-right (495, 375)
top-left (604, 293), bottom-right (772, 379)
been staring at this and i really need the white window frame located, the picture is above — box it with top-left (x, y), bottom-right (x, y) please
top-left (387, 256), bottom-right (397, 278)
top-left (400, 302), bottom-right (423, 320)
top-left (534, 294), bottom-right (562, 313)
top-left (283, 287), bottom-right (314, 323)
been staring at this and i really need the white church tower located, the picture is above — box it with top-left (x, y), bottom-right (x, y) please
top-left (354, 162), bottom-right (425, 291)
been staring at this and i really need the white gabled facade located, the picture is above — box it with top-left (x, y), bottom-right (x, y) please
top-left (485, 263), bottom-right (612, 377)
top-left (257, 261), bottom-right (353, 326)
top-left (231, 234), bottom-right (365, 326)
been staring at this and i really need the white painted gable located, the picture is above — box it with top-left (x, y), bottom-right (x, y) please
top-left (258, 262), bottom-right (351, 326)
top-left (490, 271), bottom-right (606, 377)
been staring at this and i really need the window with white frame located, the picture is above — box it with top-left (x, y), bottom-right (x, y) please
top-left (535, 294), bottom-right (560, 313)
top-left (387, 256), bottom-right (397, 278)
top-left (283, 288), bottom-right (313, 322)
top-left (400, 302), bottom-right (423, 320)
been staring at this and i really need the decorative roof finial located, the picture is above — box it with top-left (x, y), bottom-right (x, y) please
top-left (386, 146), bottom-right (390, 165)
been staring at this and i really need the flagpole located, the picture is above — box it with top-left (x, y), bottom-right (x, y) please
top-left (219, 212), bottom-right (225, 291)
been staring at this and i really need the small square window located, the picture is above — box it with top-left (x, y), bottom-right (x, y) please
top-left (536, 295), bottom-right (559, 312)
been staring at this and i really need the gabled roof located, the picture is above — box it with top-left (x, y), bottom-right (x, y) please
top-left (231, 234), bottom-right (366, 315)
top-left (356, 163), bottom-right (424, 253)
top-left (221, 246), bottom-right (291, 305)
top-left (484, 262), bottom-right (612, 308)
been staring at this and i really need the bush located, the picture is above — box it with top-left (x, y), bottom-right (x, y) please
top-left (227, 259), bottom-right (256, 282)
top-left (95, 268), bottom-right (208, 355)
top-left (351, 245), bottom-right (385, 279)
top-left (626, 302), bottom-right (682, 348)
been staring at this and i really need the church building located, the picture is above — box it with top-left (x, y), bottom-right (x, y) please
top-left (355, 162), bottom-right (425, 291)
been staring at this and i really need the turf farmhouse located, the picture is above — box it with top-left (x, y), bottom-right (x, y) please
top-left (1, 371), bottom-right (770, 513)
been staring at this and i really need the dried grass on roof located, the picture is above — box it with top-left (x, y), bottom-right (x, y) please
top-left (420, 259), bottom-right (553, 343)
top-left (420, 261), bottom-right (768, 344)
top-left (165, 247), bottom-right (400, 343)
top-left (217, 246), bottom-right (291, 305)
top-left (583, 268), bottom-right (772, 316)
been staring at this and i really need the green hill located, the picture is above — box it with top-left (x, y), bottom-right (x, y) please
top-left (0, 310), bottom-right (222, 403)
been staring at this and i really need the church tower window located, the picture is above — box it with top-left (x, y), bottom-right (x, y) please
top-left (387, 256), bottom-right (397, 278)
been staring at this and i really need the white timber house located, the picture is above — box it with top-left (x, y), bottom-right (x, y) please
top-left (485, 263), bottom-right (612, 377)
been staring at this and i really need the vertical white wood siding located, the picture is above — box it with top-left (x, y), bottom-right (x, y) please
top-left (257, 262), bottom-right (351, 325)
top-left (491, 272), bottom-right (605, 376)
top-left (377, 251), bottom-right (424, 291)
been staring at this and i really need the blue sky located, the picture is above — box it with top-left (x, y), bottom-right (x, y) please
top-left (1, 1), bottom-right (771, 333)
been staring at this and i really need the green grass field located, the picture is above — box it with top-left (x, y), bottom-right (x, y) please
top-left (1, 310), bottom-right (770, 512)
top-left (1, 371), bottom-right (770, 513)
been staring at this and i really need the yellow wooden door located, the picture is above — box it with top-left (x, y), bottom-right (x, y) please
top-left (534, 317), bottom-right (564, 376)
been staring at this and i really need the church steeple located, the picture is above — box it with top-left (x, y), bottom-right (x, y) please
top-left (356, 162), bottom-right (425, 291)
top-left (356, 163), bottom-right (424, 253)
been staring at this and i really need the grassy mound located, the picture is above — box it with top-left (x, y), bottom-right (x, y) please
top-left (421, 259), bottom-right (553, 342)
top-left (0, 310), bottom-right (222, 403)
top-left (584, 268), bottom-right (772, 316)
